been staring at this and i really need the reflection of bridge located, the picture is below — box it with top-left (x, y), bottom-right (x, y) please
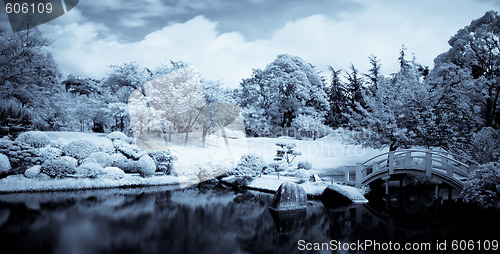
top-left (344, 150), bottom-right (478, 190)
top-left (342, 203), bottom-right (454, 241)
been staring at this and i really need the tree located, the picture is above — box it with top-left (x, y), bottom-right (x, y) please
top-left (344, 64), bottom-right (365, 111)
top-left (433, 11), bottom-right (500, 128)
top-left (129, 66), bottom-right (207, 146)
top-left (347, 53), bottom-right (431, 151)
top-left (325, 66), bottom-right (348, 127)
top-left (239, 54), bottom-right (330, 136)
top-left (364, 54), bottom-right (382, 92)
top-left (0, 27), bottom-right (61, 129)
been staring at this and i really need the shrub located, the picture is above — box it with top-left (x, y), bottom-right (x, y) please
top-left (0, 153), bottom-right (11, 174)
top-left (63, 140), bottom-right (97, 160)
top-left (113, 140), bottom-right (145, 159)
top-left (148, 151), bottom-right (174, 175)
top-left (269, 162), bottom-right (287, 172)
top-left (41, 156), bottom-right (77, 178)
top-left (0, 98), bottom-right (32, 127)
top-left (93, 138), bottom-right (115, 154)
top-left (38, 146), bottom-right (63, 161)
top-left (297, 161), bottom-right (312, 170)
top-left (462, 162), bottom-right (500, 209)
top-left (137, 154), bottom-right (156, 177)
top-left (105, 131), bottom-right (128, 141)
top-left (76, 162), bottom-right (104, 178)
top-left (87, 152), bottom-right (115, 167)
top-left (296, 169), bottom-right (310, 183)
top-left (99, 167), bottom-right (125, 180)
top-left (232, 154), bottom-right (267, 177)
top-left (15, 131), bottom-right (50, 148)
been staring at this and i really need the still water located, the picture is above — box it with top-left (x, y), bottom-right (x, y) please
top-left (0, 184), bottom-right (498, 254)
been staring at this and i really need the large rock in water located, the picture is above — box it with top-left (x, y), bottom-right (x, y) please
top-left (322, 184), bottom-right (359, 208)
top-left (270, 182), bottom-right (307, 211)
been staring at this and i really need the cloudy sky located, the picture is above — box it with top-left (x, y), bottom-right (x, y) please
top-left (1, 0), bottom-right (499, 87)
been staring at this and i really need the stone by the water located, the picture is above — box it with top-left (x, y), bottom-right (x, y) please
top-left (270, 182), bottom-right (307, 211)
top-left (321, 184), bottom-right (354, 208)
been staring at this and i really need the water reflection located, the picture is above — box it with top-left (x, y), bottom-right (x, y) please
top-left (0, 186), bottom-right (498, 254)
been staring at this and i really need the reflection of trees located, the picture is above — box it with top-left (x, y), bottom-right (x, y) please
top-left (0, 188), bottom-right (499, 253)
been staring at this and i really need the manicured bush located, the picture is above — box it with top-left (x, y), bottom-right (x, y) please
top-left (297, 161), bottom-right (312, 170)
top-left (462, 162), bottom-right (500, 209)
top-left (0, 153), bottom-right (11, 174)
top-left (105, 131), bottom-right (128, 141)
top-left (148, 151), bottom-right (174, 175)
top-left (99, 167), bottom-right (125, 180)
top-left (269, 162), bottom-right (287, 172)
top-left (38, 146), bottom-right (62, 161)
top-left (63, 140), bottom-right (97, 160)
top-left (15, 131), bottom-right (50, 148)
top-left (76, 162), bottom-right (104, 178)
top-left (232, 154), bottom-right (267, 177)
top-left (137, 154), bottom-right (156, 177)
top-left (87, 152), bottom-right (115, 167)
top-left (41, 156), bottom-right (77, 178)
top-left (296, 169), bottom-right (310, 183)
top-left (113, 140), bottom-right (145, 159)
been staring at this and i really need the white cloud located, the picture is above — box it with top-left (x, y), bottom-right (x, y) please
top-left (41, 0), bottom-right (498, 87)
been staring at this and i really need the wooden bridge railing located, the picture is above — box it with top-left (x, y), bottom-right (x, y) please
top-left (343, 149), bottom-right (479, 189)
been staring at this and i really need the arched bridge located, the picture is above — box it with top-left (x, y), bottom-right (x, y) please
top-left (344, 150), bottom-right (479, 189)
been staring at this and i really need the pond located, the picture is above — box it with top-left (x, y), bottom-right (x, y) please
top-left (0, 184), bottom-right (498, 254)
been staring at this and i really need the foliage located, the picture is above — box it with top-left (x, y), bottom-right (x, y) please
top-left (41, 156), bottom-right (77, 178)
top-left (99, 167), bottom-right (125, 180)
top-left (106, 131), bottom-right (128, 141)
top-left (434, 10), bottom-right (500, 128)
top-left (462, 162), bottom-right (500, 209)
top-left (297, 161), bottom-right (312, 170)
top-left (87, 152), bottom-right (115, 168)
top-left (38, 146), bottom-right (63, 161)
top-left (468, 127), bottom-right (500, 164)
top-left (76, 162), bottom-right (104, 178)
top-left (274, 142), bottom-right (301, 164)
top-left (148, 151), bottom-right (174, 175)
top-left (0, 98), bottom-right (32, 127)
top-left (239, 54), bottom-right (330, 136)
top-left (15, 131), bottom-right (50, 148)
top-left (63, 140), bottom-right (98, 160)
top-left (231, 154), bottom-right (267, 177)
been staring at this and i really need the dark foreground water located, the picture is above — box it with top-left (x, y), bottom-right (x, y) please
top-left (0, 185), bottom-right (498, 254)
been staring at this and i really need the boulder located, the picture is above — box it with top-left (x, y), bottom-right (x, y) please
top-left (321, 184), bottom-right (355, 208)
top-left (0, 153), bottom-right (11, 174)
top-left (24, 165), bottom-right (41, 178)
top-left (137, 154), bottom-right (156, 177)
top-left (270, 182), bottom-right (307, 211)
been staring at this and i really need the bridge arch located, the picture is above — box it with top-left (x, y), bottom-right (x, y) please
top-left (344, 149), bottom-right (479, 190)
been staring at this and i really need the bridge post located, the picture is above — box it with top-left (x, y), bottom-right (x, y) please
top-left (344, 166), bottom-right (349, 185)
top-left (405, 151), bottom-right (412, 167)
top-left (425, 152), bottom-right (432, 177)
top-left (355, 163), bottom-right (362, 188)
top-left (388, 151), bottom-right (395, 175)
top-left (468, 164), bottom-right (478, 174)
